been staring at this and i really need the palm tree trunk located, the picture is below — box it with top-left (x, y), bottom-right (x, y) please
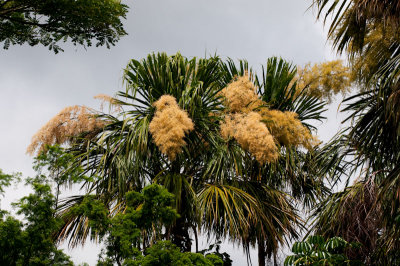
top-left (193, 226), bottom-right (198, 253)
top-left (258, 238), bottom-right (266, 266)
top-left (170, 217), bottom-right (192, 252)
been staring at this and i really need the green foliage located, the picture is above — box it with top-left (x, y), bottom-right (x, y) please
top-left (0, 0), bottom-right (128, 53)
top-left (204, 254), bottom-right (224, 266)
top-left (0, 168), bottom-right (20, 195)
top-left (284, 235), bottom-right (363, 266)
top-left (33, 145), bottom-right (91, 185)
top-left (91, 184), bottom-right (228, 265)
top-left (120, 241), bottom-right (223, 266)
top-left (134, 241), bottom-right (192, 266)
top-left (68, 195), bottom-right (110, 239)
top-left (0, 181), bottom-right (73, 265)
top-left (199, 241), bottom-right (232, 266)
top-left (105, 185), bottom-right (178, 262)
top-left (0, 151), bottom-right (77, 265)
top-left (68, 184), bottom-right (178, 265)
top-left (127, 183), bottom-right (178, 232)
top-left (0, 216), bottom-right (25, 265)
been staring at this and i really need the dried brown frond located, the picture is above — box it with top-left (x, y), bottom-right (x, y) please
top-left (260, 109), bottom-right (319, 149)
top-left (220, 74), bottom-right (261, 112)
top-left (220, 112), bottom-right (278, 164)
top-left (149, 95), bottom-right (194, 161)
top-left (27, 105), bottom-right (105, 156)
top-left (315, 178), bottom-right (381, 262)
top-left (355, 0), bottom-right (400, 25)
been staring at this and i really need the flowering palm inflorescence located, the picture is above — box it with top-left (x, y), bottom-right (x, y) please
top-left (221, 112), bottom-right (278, 164)
top-left (260, 109), bottom-right (319, 150)
top-left (149, 95), bottom-right (194, 161)
top-left (220, 75), bottom-right (260, 112)
top-left (27, 105), bottom-right (105, 156)
top-left (220, 74), bottom-right (318, 163)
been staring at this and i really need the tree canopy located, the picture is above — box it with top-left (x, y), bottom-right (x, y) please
top-left (0, 0), bottom-right (128, 52)
top-left (0, 168), bottom-right (73, 265)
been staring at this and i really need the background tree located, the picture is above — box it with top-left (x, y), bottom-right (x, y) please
top-left (100, 184), bottom-right (178, 265)
top-left (98, 240), bottom-right (224, 266)
top-left (0, 170), bottom-right (73, 265)
top-left (0, 0), bottom-right (128, 53)
top-left (310, 1), bottom-right (400, 264)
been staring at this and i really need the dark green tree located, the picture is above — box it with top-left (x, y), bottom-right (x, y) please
top-left (101, 184), bottom-right (179, 265)
top-left (0, 155), bottom-right (77, 265)
top-left (97, 240), bottom-right (223, 266)
top-left (67, 183), bottom-right (224, 265)
top-left (128, 241), bottom-right (223, 266)
top-left (14, 182), bottom-right (73, 265)
top-left (0, 215), bottom-right (25, 265)
top-left (0, 0), bottom-right (128, 53)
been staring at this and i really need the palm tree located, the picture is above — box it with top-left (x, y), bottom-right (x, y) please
top-left (51, 53), bottom-right (330, 265)
top-left (237, 57), bottom-right (328, 265)
top-left (314, 0), bottom-right (400, 84)
top-left (309, 74), bottom-right (400, 264)
top-left (314, 0), bottom-right (400, 48)
top-left (59, 52), bottom-right (225, 250)
top-left (310, 1), bottom-right (400, 263)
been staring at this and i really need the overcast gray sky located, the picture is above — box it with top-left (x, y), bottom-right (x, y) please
top-left (0, 0), bottom-right (346, 264)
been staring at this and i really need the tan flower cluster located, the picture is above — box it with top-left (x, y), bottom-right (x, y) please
top-left (219, 75), bottom-right (320, 163)
top-left (221, 112), bottom-right (279, 164)
top-left (260, 109), bottom-right (318, 150)
top-left (27, 105), bottom-right (105, 156)
top-left (296, 60), bottom-right (352, 103)
top-left (220, 75), bottom-right (260, 112)
top-left (94, 94), bottom-right (121, 112)
top-left (149, 95), bottom-right (194, 161)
